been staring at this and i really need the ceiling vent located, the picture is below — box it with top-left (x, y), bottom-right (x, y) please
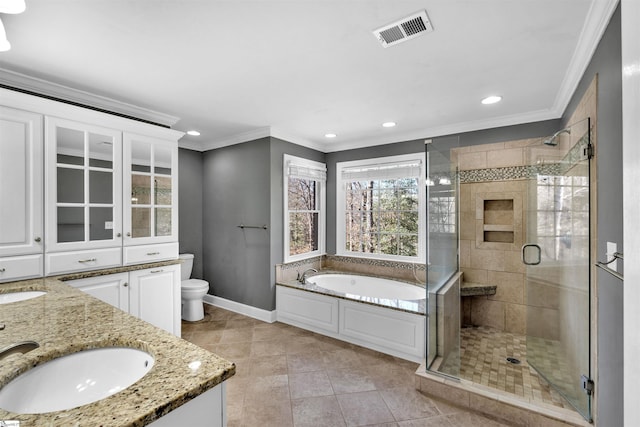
top-left (373, 10), bottom-right (434, 48)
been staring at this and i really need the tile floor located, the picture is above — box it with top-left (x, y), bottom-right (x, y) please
top-left (437, 326), bottom-right (574, 410)
top-left (182, 305), bottom-right (513, 427)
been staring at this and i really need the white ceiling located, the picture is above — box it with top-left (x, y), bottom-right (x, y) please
top-left (0, 1), bottom-right (618, 152)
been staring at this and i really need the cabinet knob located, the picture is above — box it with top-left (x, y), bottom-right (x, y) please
top-left (34, 237), bottom-right (41, 242)
top-left (116, 233), bottom-right (122, 237)
top-left (0, 268), bottom-right (5, 273)
top-left (123, 282), bottom-right (128, 287)
top-left (126, 232), bottom-right (131, 237)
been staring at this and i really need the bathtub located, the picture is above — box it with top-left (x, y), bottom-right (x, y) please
top-left (276, 273), bottom-right (426, 362)
top-left (306, 274), bottom-right (425, 301)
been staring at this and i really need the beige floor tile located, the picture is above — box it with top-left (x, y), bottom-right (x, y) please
top-left (323, 348), bottom-right (364, 370)
top-left (188, 329), bottom-right (223, 347)
top-left (379, 386), bottom-right (440, 421)
top-left (398, 417), bottom-right (452, 427)
top-left (336, 391), bottom-right (396, 426)
top-left (289, 371), bottom-right (335, 399)
top-left (242, 400), bottom-right (294, 427)
top-left (368, 365), bottom-right (417, 390)
top-left (285, 336), bottom-right (324, 354)
top-left (211, 342), bottom-right (252, 359)
top-left (326, 368), bottom-right (376, 394)
top-left (244, 374), bottom-right (291, 402)
top-left (248, 354), bottom-right (288, 377)
top-left (287, 352), bottom-right (326, 373)
top-left (181, 307), bottom-right (550, 427)
top-left (250, 339), bottom-right (287, 357)
top-left (219, 326), bottom-right (254, 343)
top-left (291, 396), bottom-right (346, 427)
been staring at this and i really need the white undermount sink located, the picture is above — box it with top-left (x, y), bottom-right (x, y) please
top-left (0, 291), bottom-right (46, 305)
top-left (0, 347), bottom-right (154, 414)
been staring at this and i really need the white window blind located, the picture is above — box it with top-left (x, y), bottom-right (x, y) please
top-left (287, 161), bottom-right (327, 181)
top-left (340, 160), bottom-right (421, 181)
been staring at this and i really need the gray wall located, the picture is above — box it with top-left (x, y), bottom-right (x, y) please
top-left (562, 6), bottom-right (622, 425)
top-left (201, 137), bottom-right (324, 311)
top-left (203, 138), bottom-right (272, 310)
top-left (178, 148), bottom-right (204, 279)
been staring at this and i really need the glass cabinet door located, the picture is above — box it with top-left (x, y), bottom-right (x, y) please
top-left (124, 134), bottom-right (177, 245)
top-left (46, 117), bottom-right (122, 251)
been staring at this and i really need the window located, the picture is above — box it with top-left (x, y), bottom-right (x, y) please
top-left (284, 155), bottom-right (326, 262)
top-left (337, 153), bottom-right (426, 262)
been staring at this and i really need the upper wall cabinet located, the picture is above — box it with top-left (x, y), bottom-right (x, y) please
top-left (0, 106), bottom-right (44, 258)
top-left (45, 117), bottom-right (123, 253)
top-left (0, 106), bottom-right (44, 283)
top-left (123, 133), bottom-right (178, 247)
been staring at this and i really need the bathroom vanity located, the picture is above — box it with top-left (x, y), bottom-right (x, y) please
top-left (0, 275), bottom-right (235, 426)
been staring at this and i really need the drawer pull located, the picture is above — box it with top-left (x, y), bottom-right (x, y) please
top-left (147, 252), bottom-right (160, 256)
top-left (78, 258), bottom-right (97, 263)
top-left (0, 268), bottom-right (5, 273)
top-left (35, 237), bottom-right (42, 242)
top-left (150, 269), bottom-right (163, 273)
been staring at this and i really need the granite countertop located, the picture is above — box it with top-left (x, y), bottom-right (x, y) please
top-left (0, 272), bottom-right (235, 426)
top-left (277, 270), bottom-right (426, 315)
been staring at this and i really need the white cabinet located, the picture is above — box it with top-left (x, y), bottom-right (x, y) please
top-left (123, 133), bottom-right (178, 248)
top-left (44, 117), bottom-right (123, 253)
top-left (129, 265), bottom-right (181, 336)
top-left (67, 272), bottom-right (129, 310)
top-left (1, 88), bottom-right (183, 279)
top-left (67, 264), bottom-right (181, 337)
top-left (0, 106), bottom-right (44, 282)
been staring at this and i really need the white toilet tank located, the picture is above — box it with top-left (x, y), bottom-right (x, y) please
top-left (178, 253), bottom-right (194, 280)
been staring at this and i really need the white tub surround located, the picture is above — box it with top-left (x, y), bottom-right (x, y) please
top-left (276, 272), bottom-right (426, 362)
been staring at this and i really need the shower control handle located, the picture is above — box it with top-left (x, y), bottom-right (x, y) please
top-left (521, 244), bottom-right (542, 265)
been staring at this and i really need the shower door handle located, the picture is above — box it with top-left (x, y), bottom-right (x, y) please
top-left (522, 244), bottom-right (542, 265)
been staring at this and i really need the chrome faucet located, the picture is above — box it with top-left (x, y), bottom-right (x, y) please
top-left (0, 341), bottom-right (39, 361)
top-left (297, 268), bottom-right (318, 284)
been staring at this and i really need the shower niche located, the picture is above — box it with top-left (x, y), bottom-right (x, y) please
top-left (476, 192), bottom-right (522, 249)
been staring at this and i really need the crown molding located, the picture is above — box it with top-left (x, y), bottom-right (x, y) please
top-left (551, 0), bottom-right (619, 115)
top-left (270, 126), bottom-right (327, 152)
top-left (320, 108), bottom-right (559, 152)
top-left (190, 126), bottom-right (272, 152)
top-left (0, 68), bottom-right (180, 127)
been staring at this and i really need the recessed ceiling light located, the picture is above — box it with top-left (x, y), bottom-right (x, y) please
top-left (382, 122), bottom-right (396, 128)
top-left (481, 95), bottom-right (502, 105)
top-left (187, 130), bottom-right (201, 136)
top-left (325, 133), bottom-right (337, 138)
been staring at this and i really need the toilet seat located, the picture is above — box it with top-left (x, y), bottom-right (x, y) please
top-left (181, 279), bottom-right (209, 290)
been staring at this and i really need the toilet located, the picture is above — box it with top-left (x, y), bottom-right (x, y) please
top-left (179, 253), bottom-right (210, 321)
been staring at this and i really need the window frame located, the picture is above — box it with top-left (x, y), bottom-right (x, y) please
top-left (283, 154), bottom-right (327, 263)
top-left (336, 153), bottom-right (426, 264)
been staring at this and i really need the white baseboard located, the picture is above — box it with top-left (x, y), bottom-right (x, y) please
top-left (203, 294), bottom-right (277, 323)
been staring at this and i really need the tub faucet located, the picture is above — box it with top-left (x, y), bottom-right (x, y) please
top-left (298, 268), bottom-right (318, 284)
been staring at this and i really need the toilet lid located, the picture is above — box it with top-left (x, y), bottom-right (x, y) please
top-left (182, 279), bottom-right (209, 290)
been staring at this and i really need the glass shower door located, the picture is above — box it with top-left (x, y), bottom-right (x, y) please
top-left (522, 118), bottom-right (592, 420)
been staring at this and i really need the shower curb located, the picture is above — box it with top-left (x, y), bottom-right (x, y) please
top-left (415, 365), bottom-right (592, 427)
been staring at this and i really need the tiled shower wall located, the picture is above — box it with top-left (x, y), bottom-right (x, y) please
top-left (453, 76), bottom-right (597, 341)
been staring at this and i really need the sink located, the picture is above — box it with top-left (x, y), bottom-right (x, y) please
top-left (0, 347), bottom-right (154, 414)
top-left (0, 291), bottom-right (46, 305)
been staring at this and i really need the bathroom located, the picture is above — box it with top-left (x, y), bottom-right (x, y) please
top-left (175, 8), bottom-right (624, 426)
top-left (0, 1), bottom-right (634, 426)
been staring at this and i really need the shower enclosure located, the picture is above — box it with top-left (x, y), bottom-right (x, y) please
top-left (522, 117), bottom-right (592, 420)
top-left (424, 118), bottom-right (593, 422)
